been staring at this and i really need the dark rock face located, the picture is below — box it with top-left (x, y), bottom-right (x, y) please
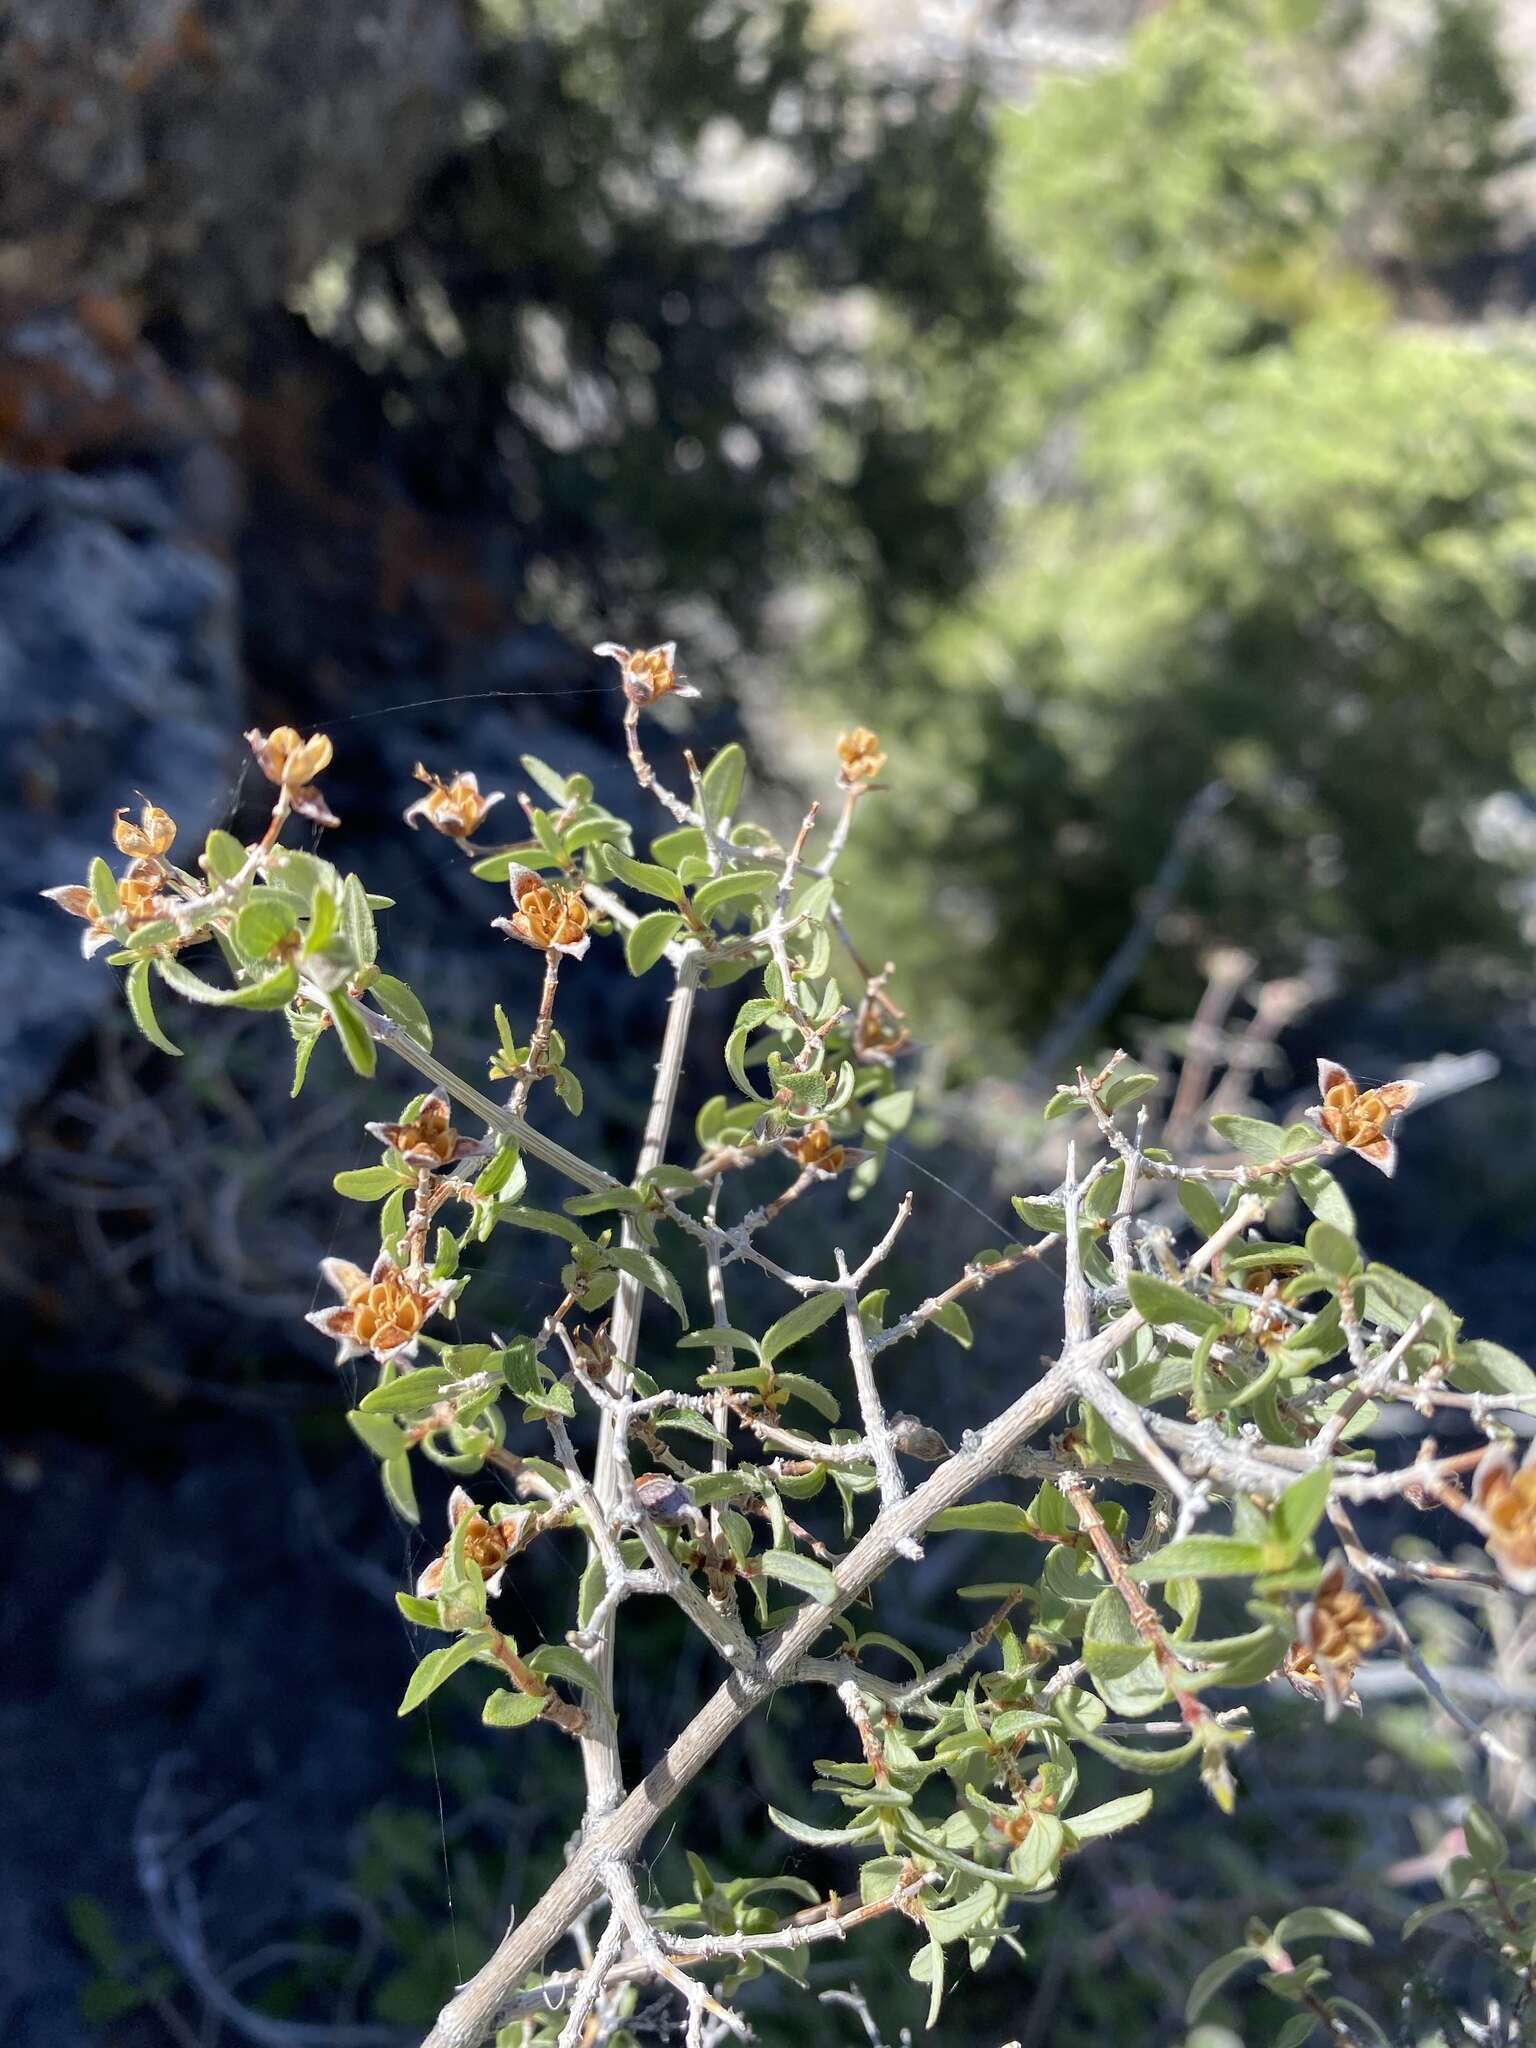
top-left (0, 0), bottom-right (474, 1151)
top-left (0, 0), bottom-right (470, 332)
top-left (0, 412), bottom-right (241, 1156)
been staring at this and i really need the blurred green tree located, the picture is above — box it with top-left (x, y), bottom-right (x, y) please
top-left (828, 0), bottom-right (1536, 1059)
top-left (311, 0), bottom-right (1014, 647)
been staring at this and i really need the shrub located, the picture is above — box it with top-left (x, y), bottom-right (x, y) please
top-left (47, 649), bottom-right (1536, 2044)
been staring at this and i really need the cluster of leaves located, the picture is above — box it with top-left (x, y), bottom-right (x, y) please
top-left (53, 692), bottom-right (1536, 2045)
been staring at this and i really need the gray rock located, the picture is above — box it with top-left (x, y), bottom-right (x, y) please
top-left (0, 457), bottom-right (241, 1157)
top-left (0, 0), bottom-right (471, 328)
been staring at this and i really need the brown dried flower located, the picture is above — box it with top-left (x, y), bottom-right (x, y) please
top-left (403, 762), bottom-right (505, 840)
top-left (570, 1323), bottom-right (617, 1380)
top-left (416, 1485), bottom-right (518, 1601)
top-left (365, 1088), bottom-right (490, 1172)
top-left (492, 865), bottom-right (591, 959)
top-left (1307, 1058), bottom-right (1421, 1178)
top-left (1471, 1437), bottom-right (1536, 1593)
top-left (244, 725), bottom-right (339, 828)
top-left (1282, 1557), bottom-right (1385, 1717)
top-left (788, 1122), bottom-right (846, 1174)
top-left (853, 990), bottom-right (912, 1067)
top-left (42, 858), bottom-right (170, 958)
top-left (593, 639), bottom-right (699, 707)
top-left (113, 802), bottom-right (177, 859)
top-left (306, 1252), bottom-right (452, 1364)
top-left (836, 727), bottom-right (886, 788)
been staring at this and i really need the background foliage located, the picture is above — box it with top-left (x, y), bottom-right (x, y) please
top-left (10, 1), bottom-right (1536, 2045)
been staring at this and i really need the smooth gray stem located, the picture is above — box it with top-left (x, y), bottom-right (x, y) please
top-left (581, 949), bottom-right (705, 1820)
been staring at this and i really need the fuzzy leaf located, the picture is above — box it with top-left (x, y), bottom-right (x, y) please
top-left (397, 1632), bottom-right (488, 1715)
top-left (759, 1292), bottom-right (844, 1366)
top-left (123, 958), bottom-right (182, 1056)
top-left (625, 910), bottom-right (684, 975)
top-left (759, 1549), bottom-right (838, 1604)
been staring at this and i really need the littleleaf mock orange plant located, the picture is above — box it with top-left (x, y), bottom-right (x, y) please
top-left (593, 638), bottom-right (698, 706)
top-left (403, 762), bottom-right (505, 840)
top-left (244, 725), bottom-right (339, 827)
top-left (416, 1485), bottom-right (519, 1601)
top-left (788, 1121), bottom-right (846, 1174)
top-left (492, 865), bottom-right (592, 959)
top-left (113, 802), bottom-right (177, 859)
top-left (836, 725), bottom-right (886, 788)
top-left (1306, 1058), bottom-right (1421, 1177)
top-left (1282, 1556), bottom-right (1385, 1717)
top-left (365, 1087), bottom-right (489, 1172)
top-left (307, 1252), bottom-right (454, 1364)
top-left (43, 858), bottom-right (170, 957)
top-left (1471, 1437), bottom-right (1536, 1593)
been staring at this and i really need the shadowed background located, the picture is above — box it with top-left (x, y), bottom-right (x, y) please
top-left (5, 2), bottom-right (1536, 2043)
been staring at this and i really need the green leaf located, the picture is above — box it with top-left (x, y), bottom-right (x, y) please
top-left (201, 827), bottom-right (247, 881)
top-left (605, 1246), bottom-right (685, 1321)
top-left (88, 855), bottom-right (119, 915)
top-left (1185, 1946), bottom-right (1261, 2022)
top-left (1293, 1162), bottom-right (1355, 1234)
top-left (123, 958), bottom-right (182, 1056)
top-left (1364, 1264), bottom-right (1459, 1352)
top-left (324, 989), bottom-right (378, 1076)
top-left (347, 1409), bottom-right (406, 1458)
top-left (759, 1549), bottom-right (838, 1604)
top-left (340, 874), bottom-right (377, 965)
top-left (397, 1631), bottom-right (488, 1714)
top-left (482, 1688), bottom-right (546, 1728)
top-left (1009, 1810), bottom-right (1066, 1890)
top-left (305, 886), bottom-right (338, 952)
top-left (1065, 1789), bottom-right (1153, 1841)
top-left (472, 1145), bottom-right (523, 1206)
top-left (930, 1302), bottom-right (974, 1349)
top-left (519, 753), bottom-right (574, 803)
top-left (910, 1932), bottom-right (946, 2028)
top-left (773, 1372), bottom-right (840, 1423)
top-left (759, 1291), bottom-right (844, 1366)
top-left (768, 1805), bottom-right (882, 1849)
top-left (372, 974), bottom-right (432, 1049)
top-left (1178, 1181), bottom-right (1227, 1238)
top-left (1304, 1219), bottom-right (1359, 1278)
top-left (1270, 1464), bottom-right (1332, 1554)
top-left (1013, 1195), bottom-right (1066, 1235)
top-left (864, 1088), bottom-right (915, 1140)
top-left (234, 897), bottom-right (297, 958)
top-left (1450, 1338), bottom-right (1536, 1397)
top-left (1462, 1802), bottom-right (1508, 1872)
top-left (603, 850), bottom-right (686, 905)
top-left (1209, 1112), bottom-right (1290, 1162)
top-left (1100, 1068), bottom-right (1159, 1112)
top-left (625, 910), bottom-right (684, 975)
top-left (380, 1453), bottom-right (418, 1522)
top-left (928, 1502), bottom-right (1036, 1535)
top-left (700, 742), bottom-right (746, 824)
top-left (1272, 2015), bottom-right (1318, 2048)
top-left (334, 1164), bottom-right (408, 1200)
top-left (678, 1327), bottom-right (762, 1356)
top-left (1271, 1907), bottom-right (1373, 1947)
top-left (1127, 1271), bottom-right (1224, 1334)
top-left (691, 868), bottom-right (778, 920)
top-left (1134, 1537), bottom-right (1270, 1581)
top-left (527, 1643), bottom-right (612, 1711)
top-left (499, 1206), bottom-right (592, 1246)
top-left (155, 957), bottom-right (300, 1011)
top-left (359, 1366), bottom-right (454, 1415)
